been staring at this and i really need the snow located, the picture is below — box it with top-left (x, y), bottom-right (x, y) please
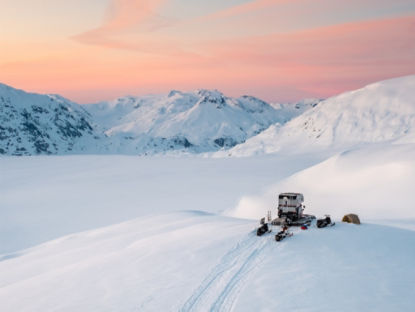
top-left (1, 145), bottom-right (415, 311)
top-left (229, 143), bottom-right (415, 221)
top-left (1, 83), bottom-right (314, 156)
top-left (1, 211), bottom-right (414, 311)
top-left (0, 212), bottom-right (254, 311)
top-left (0, 153), bottom-right (324, 254)
top-left (234, 222), bottom-right (415, 312)
top-left (225, 75), bottom-right (415, 157)
top-left (0, 83), bottom-right (104, 155)
top-left (83, 89), bottom-right (312, 154)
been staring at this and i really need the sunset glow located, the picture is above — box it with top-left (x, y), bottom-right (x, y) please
top-left (1, 0), bottom-right (414, 103)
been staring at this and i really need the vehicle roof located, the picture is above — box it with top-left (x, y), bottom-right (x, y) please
top-left (279, 192), bottom-right (303, 196)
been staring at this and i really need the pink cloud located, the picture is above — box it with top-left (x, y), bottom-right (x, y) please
top-left (102, 0), bottom-right (169, 31)
top-left (199, 0), bottom-right (289, 21)
top-left (204, 15), bottom-right (415, 70)
top-left (72, 0), bottom-right (174, 51)
top-left (191, 15), bottom-right (415, 99)
top-left (3, 9), bottom-right (414, 103)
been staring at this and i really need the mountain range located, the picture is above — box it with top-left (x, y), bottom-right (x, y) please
top-left (1, 75), bottom-right (414, 156)
top-left (0, 85), bottom-right (318, 155)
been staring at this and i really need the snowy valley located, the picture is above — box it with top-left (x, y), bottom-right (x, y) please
top-left (1, 75), bottom-right (415, 311)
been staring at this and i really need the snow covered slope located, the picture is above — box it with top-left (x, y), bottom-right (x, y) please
top-left (84, 90), bottom-right (313, 154)
top-left (226, 75), bottom-right (415, 156)
top-left (0, 211), bottom-right (414, 312)
top-left (1, 144), bottom-right (415, 311)
top-left (0, 83), bottom-right (103, 155)
top-left (230, 143), bottom-right (415, 221)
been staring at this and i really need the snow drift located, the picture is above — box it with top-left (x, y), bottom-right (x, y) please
top-left (230, 143), bottom-right (415, 220)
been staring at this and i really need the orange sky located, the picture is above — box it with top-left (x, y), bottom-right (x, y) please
top-left (1, 0), bottom-right (415, 103)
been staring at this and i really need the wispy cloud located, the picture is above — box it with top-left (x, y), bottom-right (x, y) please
top-left (4, 0), bottom-right (414, 103)
top-left (102, 0), bottom-right (169, 32)
top-left (197, 0), bottom-right (289, 21)
top-left (72, 0), bottom-right (175, 51)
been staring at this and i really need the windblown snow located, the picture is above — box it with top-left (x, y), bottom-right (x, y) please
top-left (1, 75), bottom-right (415, 311)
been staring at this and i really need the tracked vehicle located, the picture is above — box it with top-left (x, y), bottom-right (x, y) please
top-left (272, 192), bottom-right (315, 226)
top-left (256, 192), bottom-right (315, 238)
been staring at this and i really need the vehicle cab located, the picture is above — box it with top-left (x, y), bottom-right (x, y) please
top-left (277, 192), bottom-right (304, 220)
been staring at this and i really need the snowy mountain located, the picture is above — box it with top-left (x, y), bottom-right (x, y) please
top-left (0, 85), bottom-right (313, 155)
top-left (84, 90), bottom-right (313, 154)
top-left (2, 75), bottom-right (414, 157)
top-left (0, 83), bottom-right (104, 155)
top-left (225, 75), bottom-right (415, 156)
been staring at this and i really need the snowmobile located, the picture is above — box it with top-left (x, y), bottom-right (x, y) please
top-left (275, 226), bottom-right (293, 242)
top-left (256, 223), bottom-right (269, 236)
top-left (256, 217), bottom-right (271, 236)
top-left (316, 215), bottom-right (335, 228)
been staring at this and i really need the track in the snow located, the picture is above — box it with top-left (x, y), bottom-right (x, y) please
top-left (180, 232), bottom-right (271, 312)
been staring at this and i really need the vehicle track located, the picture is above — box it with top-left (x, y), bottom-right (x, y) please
top-left (180, 232), bottom-right (271, 312)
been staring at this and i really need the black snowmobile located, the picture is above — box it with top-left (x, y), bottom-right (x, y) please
top-left (275, 226), bottom-right (293, 241)
top-left (316, 215), bottom-right (335, 228)
top-left (256, 223), bottom-right (269, 236)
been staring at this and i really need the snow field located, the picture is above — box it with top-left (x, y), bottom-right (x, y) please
top-left (235, 222), bottom-right (415, 312)
top-left (230, 143), bottom-right (415, 221)
top-left (1, 212), bottom-right (414, 311)
top-left (0, 153), bottom-right (325, 254)
top-left (0, 212), bottom-right (256, 311)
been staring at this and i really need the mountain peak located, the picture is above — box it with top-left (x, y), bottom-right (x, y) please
top-left (195, 89), bottom-right (226, 107)
top-left (224, 75), bottom-right (415, 157)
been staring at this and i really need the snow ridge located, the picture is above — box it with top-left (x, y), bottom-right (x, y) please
top-left (226, 75), bottom-right (415, 156)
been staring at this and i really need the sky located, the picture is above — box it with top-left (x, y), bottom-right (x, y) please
top-left (1, 0), bottom-right (415, 103)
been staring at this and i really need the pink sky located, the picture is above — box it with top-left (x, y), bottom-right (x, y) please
top-left (1, 0), bottom-right (414, 103)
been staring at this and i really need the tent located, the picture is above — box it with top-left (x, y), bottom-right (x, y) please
top-left (342, 214), bottom-right (360, 225)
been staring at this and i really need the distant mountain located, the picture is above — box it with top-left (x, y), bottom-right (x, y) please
top-left (0, 85), bottom-right (313, 155)
top-left (4, 76), bottom-right (414, 157)
top-left (83, 89), bottom-right (313, 154)
top-left (224, 75), bottom-right (415, 157)
top-left (0, 83), bottom-right (106, 155)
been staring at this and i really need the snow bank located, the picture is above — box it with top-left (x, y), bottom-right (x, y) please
top-left (230, 143), bottom-right (415, 220)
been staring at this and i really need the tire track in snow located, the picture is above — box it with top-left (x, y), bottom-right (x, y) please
top-left (180, 232), bottom-right (270, 312)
